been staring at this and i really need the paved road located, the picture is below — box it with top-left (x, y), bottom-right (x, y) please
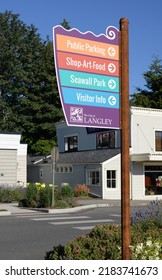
top-left (0, 205), bottom-right (145, 260)
top-left (0, 206), bottom-right (123, 260)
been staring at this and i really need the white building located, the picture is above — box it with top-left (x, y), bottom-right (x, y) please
top-left (102, 107), bottom-right (162, 200)
top-left (28, 107), bottom-right (162, 200)
top-left (0, 133), bottom-right (27, 187)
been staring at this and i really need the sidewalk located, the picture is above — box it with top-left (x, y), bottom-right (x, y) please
top-left (0, 198), bottom-right (149, 216)
top-left (0, 203), bottom-right (42, 215)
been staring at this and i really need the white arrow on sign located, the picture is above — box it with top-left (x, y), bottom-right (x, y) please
top-left (108, 63), bottom-right (116, 73)
top-left (108, 79), bottom-right (116, 90)
top-left (108, 47), bottom-right (116, 57)
top-left (108, 96), bottom-right (116, 106)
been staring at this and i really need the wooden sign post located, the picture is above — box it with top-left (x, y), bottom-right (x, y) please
top-left (120, 18), bottom-right (130, 260)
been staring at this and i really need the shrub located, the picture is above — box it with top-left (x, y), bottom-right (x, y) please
top-left (0, 186), bottom-right (25, 202)
top-left (45, 224), bottom-right (122, 260)
top-left (25, 183), bottom-right (38, 207)
top-left (45, 244), bottom-right (65, 260)
top-left (131, 237), bottom-right (161, 260)
top-left (54, 185), bottom-right (59, 201)
top-left (0, 187), bottom-right (12, 202)
top-left (131, 200), bottom-right (162, 229)
top-left (60, 185), bottom-right (74, 197)
top-left (38, 186), bottom-right (52, 208)
top-left (54, 199), bottom-right (70, 209)
top-left (45, 223), bottom-right (162, 260)
top-left (65, 224), bottom-right (121, 260)
top-left (18, 183), bottom-right (60, 208)
top-left (74, 184), bottom-right (90, 197)
top-left (130, 224), bottom-right (162, 259)
top-left (18, 198), bottom-right (28, 207)
top-left (63, 196), bottom-right (78, 207)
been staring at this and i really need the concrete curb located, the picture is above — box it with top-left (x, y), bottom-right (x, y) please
top-left (0, 210), bottom-right (11, 216)
top-left (0, 199), bottom-right (150, 215)
top-left (31, 203), bottom-right (110, 214)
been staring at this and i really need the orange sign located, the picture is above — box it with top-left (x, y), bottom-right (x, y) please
top-left (56, 34), bottom-right (119, 60)
top-left (57, 52), bottom-right (119, 76)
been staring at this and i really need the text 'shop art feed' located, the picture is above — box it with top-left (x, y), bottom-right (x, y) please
top-left (53, 25), bottom-right (119, 129)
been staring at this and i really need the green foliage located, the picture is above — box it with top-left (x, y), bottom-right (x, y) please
top-left (38, 185), bottom-right (52, 208)
top-left (45, 224), bottom-right (121, 260)
top-left (61, 19), bottom-right (71, 30)
top-left (18, 183), bottom-right (76, 208)
top-left (45, 223), bottom-right (162, 260)
top-left (18, 198), bottom-right (28, 207)
top-left (54, 200), bottom-right (70, 209)
top-left (0, 186), bottom-right (25, 202)
top-left (66, 224), bottom-right (121, 260)
top-left (60, 185), bottom-right (74, 197)
top-left (53, 185), bottom-right (77, 208)
top-left (45, 201), bottom-right (162, 260)
top-left (45, 244), bottom-right (65, 260)
top-left (131, 200), bottom-right (162, 229)
top-left (131, 237), bottom-right (161, 260)
top-left (74, 184), bottom-right (90, 197)
top-left (25, 183), bottom-right (38, 207)
top-left (0, 11), bottom-right (64, 155)
top-left (130, 56), bottom-right (162, 108)
top-left (31, 139), bottom-right (57, 156)
top-left (19, 183), bottom-right (53, 208)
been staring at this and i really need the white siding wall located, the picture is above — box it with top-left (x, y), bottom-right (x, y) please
top-left (17, 155), bottom-right (27, 187)
top-left (130, 107), bottom-right (162, 200)
top-left (17, 144), bottom-right (27, 187)
top-left (102, 154), bottom-right (121, 199)
top-left (0, 134), bottom-right (27, 187)
top-left (0, 150), bottom-right (17, 185)
top-left (131, 162), bottom-right (144, 199)
top-left (131, 107), bottom-right (162, 154)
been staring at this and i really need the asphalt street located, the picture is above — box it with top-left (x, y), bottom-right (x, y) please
top-left (0, 205), bottom-right (147, 260)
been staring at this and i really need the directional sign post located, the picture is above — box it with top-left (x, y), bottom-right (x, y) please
top-left (53, 20), bottom-right (130, 260)
top-left (53, 25), bottom-right (120, 129)
top-left (120, 18), bottom-right (130, 260)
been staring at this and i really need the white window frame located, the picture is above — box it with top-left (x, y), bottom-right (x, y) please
top-left (56, 165), bottom-right (73, 173)
top-left (40, 169), bottom-right (43, 179)
top-left (155, 130), bottom-right (162, 152)
top-left (86, 170), bottom-right (100, 186)
top-left (64, 135), bottom-right (78, 152)
top-left (106, 170), bottom-right (117, 189)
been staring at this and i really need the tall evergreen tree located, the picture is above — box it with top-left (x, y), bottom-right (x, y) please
top-left (130, 56), bottom-right (162, 108)
top-left (0, 11), bottom-right (65, 154)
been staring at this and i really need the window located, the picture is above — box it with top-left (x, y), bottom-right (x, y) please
top-left (40, 169), bottom-right (43, 179)
top-left (96, 131), bottom-right (115, 149)
top-left (69, 166), bottom-right (73, 173)
top-left (56, 166), bottom-right (73, 173)
top-left (155, 131), bottom-right (162, 151)
top-left (64, 166), bottom-right (68, 173)
top-left (145, 165), bottom-right (162, 195)
top-left (64, 136), bottom-right (78, 152)
top-left (107, 170), bottom-right (116, 188)
top-left (87, 171), bottom-right (99, 185)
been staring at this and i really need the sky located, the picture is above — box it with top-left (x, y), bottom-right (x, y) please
top-left (1, 0), bottom-right (162, 94)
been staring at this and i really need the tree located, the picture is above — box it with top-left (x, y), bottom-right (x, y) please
top-left (61, 19), bottom-right (71, 30)
top-left (0, 11), bottom-right (65, 154)
top-left (130, 56), bottom-right (162, 108)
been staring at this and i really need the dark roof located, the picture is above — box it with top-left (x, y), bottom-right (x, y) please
top-left (57, 149), bottom-right (120, 164)
top-left (27, 149), bottom-right (120, 166)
